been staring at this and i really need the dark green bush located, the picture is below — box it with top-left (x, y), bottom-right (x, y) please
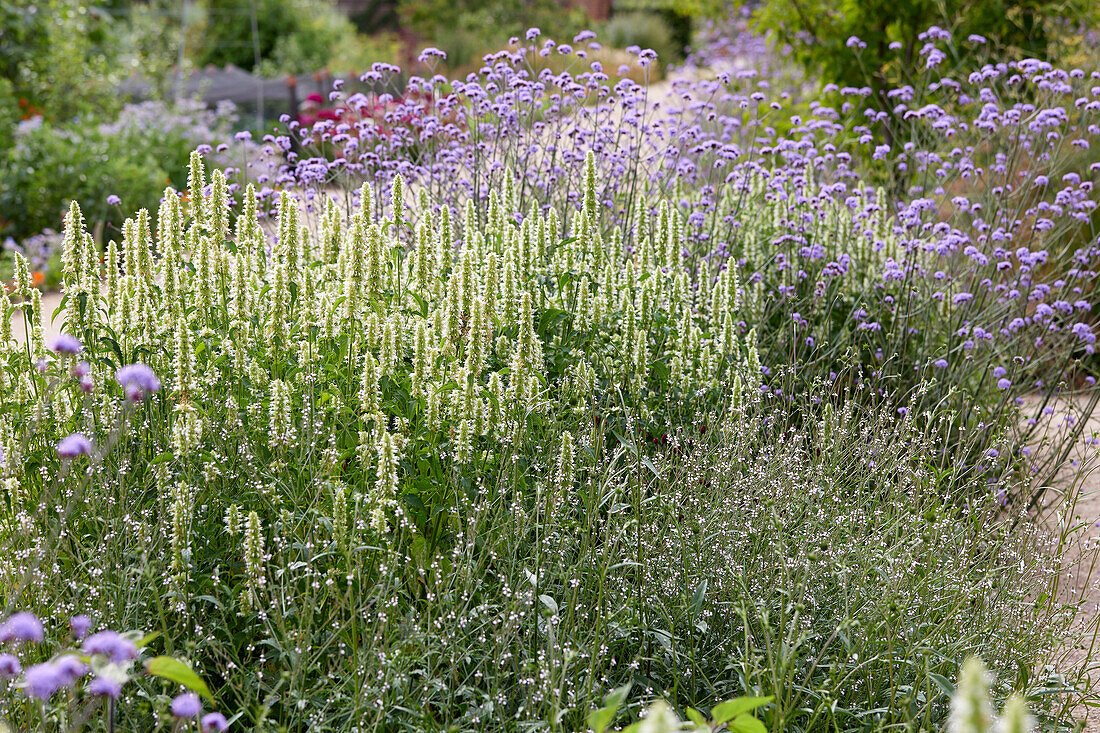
top-left (0, 120), bottom-right (169, 242)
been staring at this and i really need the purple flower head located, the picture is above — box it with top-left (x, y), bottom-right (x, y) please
top-left (49, 333), bottom-right (83, 355)
top-left (57, 433), bottom-right (93, 458)
top-left (202, 712), bottom-right (230, 732)
top-left (997, 378), bottom-right (1012, 389)
top-left (933, 359), bottom-right (948, 369)
top-left (106, 194), bottom-right (121, 206)
top-left (172, 692), bottom-right (203, 718)
top-left (0, 653), bottom-right (21, 677)
top-left (69, 615), bottom-right (92, 640)
top-left (115, 362), bottom-right (162, 400)
top-left (89, 675), bottom-right (123, 698)
top-left (21, 662), bottom-right (67, 699)
top-left (54, 654), bottom-right (88, 685)
top-left (0, 612), bottom-right (44, 644)
top-left (418, 47), bottom-right (447, 64)
top-left (82, 630), bottom-right (138, 663)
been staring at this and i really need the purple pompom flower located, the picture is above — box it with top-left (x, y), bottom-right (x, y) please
top-left (202, 712), bottom-right (230, 732)
top-left (54, 655), bottom-right (88, 685)
top-left (171, 692), bottom-right (203, 718)
top-left (933, 359), bottom-right (948, 369)
top-left (21, 662), bottom-right (67, 700)
top-left (88, 675), bottom-right (123, 698)
top-left (49, 333), bottom-right (83, 355)
top-left (82, 630), bottom-right (138, 663)
top-left (0, 612), bottom-right (44, 643)
top-left (57, 433), bottom-right (93, 458)
top-left (997, 378), bottom-right (1012, 389)
top-left (0, 654), bottom-right (21, 677)
top-left (106, 194), bottom-right (121, 206)
top-left (69, 615), bottom-right (92, 640)
top-left (115, 363), bottom-right (162, 400)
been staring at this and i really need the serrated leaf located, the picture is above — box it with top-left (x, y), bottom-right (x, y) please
top-left (145, 656), bottom-right (213, 701)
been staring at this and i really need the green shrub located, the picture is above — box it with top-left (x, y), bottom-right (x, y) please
top-left (604, 11), bottom-right (682, 64)
top-left (397, 0), bottom-right (590, 69)
top-left (0, 119), bottom-right (169, 242)
top-left (194, 0), bottom-right (377, 75)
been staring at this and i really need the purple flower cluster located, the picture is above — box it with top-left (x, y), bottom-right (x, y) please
top-left (0, 612), bottom-right (229, 724)
top-left (56, 432), bottom-right (93, 458)
top-left (115, 362), bottom-right (162, 400)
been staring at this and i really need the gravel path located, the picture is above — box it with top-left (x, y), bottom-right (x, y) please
top-left (1029, 394), bottom-right (1100, 731)
top-left (9, 291), bottom-right (64, 345)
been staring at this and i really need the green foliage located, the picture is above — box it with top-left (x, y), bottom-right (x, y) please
top-left (0, 78), bottom-right (17, 154)
top-left (193, 0), bottom-right (376, 74)
top-left (0, 161), bottom-right (1084, 729)
top-left (747, 0), bottom-right (1092, 113)
top-left (398, 0), bottom-right (589, 68)
top-left (604, 11), bottom-right (683, 64)
top-left (0, 0), bottom-right (124, 122)
top-left (0, 119), bottom-right (169, 242)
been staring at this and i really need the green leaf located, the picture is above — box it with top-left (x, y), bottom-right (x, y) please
top-left (711, 696), bottom-right (774, 724)
top-left (685, 707), bottom-right (707, 726)
top-left (145, 656), bottom-right (213, 701)
top-left (539, 594), bottom-right (558, 615)
top-left (689, 579), bottom-right (708, 620)
top-left (728, 713), bottom-right (768, 733)
top-left (135, 631), bottom-right (161, 649)
top-left (587, 683), bottom-right (631, 733)
top-left (929, 673), bottom-right (955, 697)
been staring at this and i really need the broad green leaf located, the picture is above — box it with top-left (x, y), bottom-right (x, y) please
top-left (711, 696), bottom-right (774, 724)
top-left (146, 656), bottom-right (213, 701)
top-left (728, 713), bottom-right (768, 733)
top-left (685, 707), bottom-right (707, 726)
top-left (929, 673), bottom-right (955, 697)
top-left (135, 631), bottom-right (161, 649)
top-left (587, 683), bottom-right (632, 733)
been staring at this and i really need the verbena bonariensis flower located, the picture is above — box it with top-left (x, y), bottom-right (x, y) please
top-left (201, 712), bottom-right (230, 732)
top-left (21, 662), bottom-right (68, 700)
top-left (88, 675), bottom-right (123, 698)
top-left (69, 614), bottom-right (92, 640)
top-left (20, 655), bottom-right (86, 700)
top-left (0, 654), bottom-right (21, 677)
